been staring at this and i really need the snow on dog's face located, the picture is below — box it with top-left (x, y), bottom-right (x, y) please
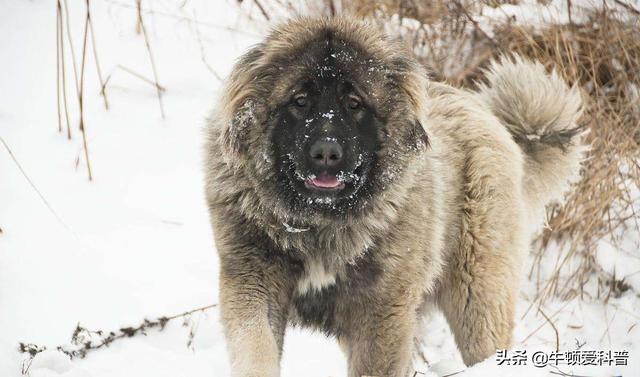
top-left (270, 37), bottom-right (384, 213)
top-left (219, 18), bottom-right (430, 219)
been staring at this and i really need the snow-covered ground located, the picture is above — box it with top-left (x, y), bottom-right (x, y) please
top-left (1, 1), bottom-right (638, 377)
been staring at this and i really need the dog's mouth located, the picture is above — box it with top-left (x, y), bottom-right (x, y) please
top-left (280, 152), bottom-right (371, 206)
top-left (296, 160), bottom-right (368, 196)
top-left (304, 172), bottom-right (346, 191)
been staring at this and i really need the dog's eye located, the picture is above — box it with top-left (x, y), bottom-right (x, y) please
top-left (347, 95), bottom-right (361, 110)
top-left (294, 94), bottom-right (308, 107)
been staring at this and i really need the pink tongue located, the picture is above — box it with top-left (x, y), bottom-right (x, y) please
top-left (310, 174), bottom-right (341, 188)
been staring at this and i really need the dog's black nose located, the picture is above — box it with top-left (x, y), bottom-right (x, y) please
top-left (309, 139), bottom-right (343, 167)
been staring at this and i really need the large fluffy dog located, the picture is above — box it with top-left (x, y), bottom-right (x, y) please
top-left (205, 17), bottom-right (584, 377)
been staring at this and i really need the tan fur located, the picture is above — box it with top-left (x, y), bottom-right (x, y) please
top-left (204, 17), bottom-right (584, 376)
top-left (475, 56), bottom-right (586, 231)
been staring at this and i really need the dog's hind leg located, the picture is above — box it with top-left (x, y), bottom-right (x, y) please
top-left (436, 146), bottom-right (528, 366)
top-left (437, 246), bottom-right (521, 366)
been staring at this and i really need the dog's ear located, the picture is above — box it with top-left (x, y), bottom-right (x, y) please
top-left (221, 99), bottom-right (257, 157)
top-left (218, 45), bottom-right (269, 159)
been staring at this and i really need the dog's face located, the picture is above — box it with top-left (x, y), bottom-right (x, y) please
top-left (270, 40), bottom-right (385, 213)
top-left (222, 20), bottom-right (429, 219)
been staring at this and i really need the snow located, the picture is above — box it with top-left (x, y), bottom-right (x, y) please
top-left (283, 222), bottom-right (310, 233)
top-left (1, 1), bottom-right (638, 377)
top-left (322, 111), bottom-right (336, 119)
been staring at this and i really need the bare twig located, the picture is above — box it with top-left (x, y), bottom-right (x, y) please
top-left (18, 303), bottom-right (217, 361)
top-left (135, 0), bottom-right (165, 119)
top-left (104, 0), bottom-right (261, 37)
top-left (115, 64), bottom-right (166, 92)
top-left (100, 73), bottom-right (112, 99)
top-left (62, 0), bottom-right (81, 97)
top-left (452, 0), bottom-right (498, 47)
top-left (521, 299), bottom-right (572, 344)
top-left (56, 3), bottom-right (62, 134)
top-left (87, 1), bottom-right (109, 110)
top-left (0, 136), bottom-right (71, 232)
top-left (193, 11), bottom-right (223, 82)
top-left (614, 0), bottom-right (640, 15)
top-left (442, 370), bottom-right (466, 377)
top-left (57, 0), bottom-right (72, 139)
top-left (539, 307), bottom-right (560, 352)
top-left (549, 364), bottom-right (595, 377)
top-left (253, 0), bottom-right (271, 20)
top-left (79, 0), bottom-right (93, 180)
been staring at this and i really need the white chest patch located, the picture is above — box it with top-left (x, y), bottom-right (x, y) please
top-left (296, 259), bottom-right (336, 295)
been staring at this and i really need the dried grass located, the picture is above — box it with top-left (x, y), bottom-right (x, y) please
top-left (496, 11), bottom-right (640, 304)
top-left (240, 0), bottom-right (640, 303)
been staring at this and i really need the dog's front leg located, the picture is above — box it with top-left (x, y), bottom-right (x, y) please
top-left (219, 249), bottom-right (293, 377)
top-left (344, 300), bottom-right (419, 377)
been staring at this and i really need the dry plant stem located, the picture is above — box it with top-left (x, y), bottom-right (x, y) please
top-left (538, 307), bottom-right (560, 352)
top-left (56, 4), bottom-right (62, 133)
top-left (62, 0), bottom-right (81, 97)
top-left (500, 11), bottom-right (640, 304)
top-left (441, 370), bottom-right (465, 377)
top-left (521, 299), bottom-right (572, 345)
top-left (105, 0), bottom-right (261, 37)
top-left (116, 64), bottom-right (166, 92)
top-left (79, 0), bottom-right (93, 181)
top-left (18, 304), bottom-right (217, 362)
top-left (549, 366), bottom-right (593, 377)
top-left (0, 136), bottom-right (71, 232)
top-left (136, 0), bottom-right (165, 119)
top-left (615, 0), bottom-right (640, 15)
top-left (253, 0), bottom-right (271, 20)
top-left (193, 11), bottom-right (223, 82)
top-left (452, 0), bottom-right (497, 47)
top-left (87, 1), bottom-right (109, 110)
top-left (57, 0), bottom-right (72, 139)
top-left (100, 73), bottom-right (112, 99)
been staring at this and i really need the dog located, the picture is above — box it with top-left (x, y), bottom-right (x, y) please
top-left (204, 16), bottom-right (584, 377)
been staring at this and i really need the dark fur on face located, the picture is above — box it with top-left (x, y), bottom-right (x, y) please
top-left (270, 35), bottom-right (385, 215)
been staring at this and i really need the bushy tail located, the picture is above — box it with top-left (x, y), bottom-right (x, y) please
top-left (476, 56), bottom-right (587, 223)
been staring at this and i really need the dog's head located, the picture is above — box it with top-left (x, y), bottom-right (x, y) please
top-left (216, 17), bottom-right (430, 221)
